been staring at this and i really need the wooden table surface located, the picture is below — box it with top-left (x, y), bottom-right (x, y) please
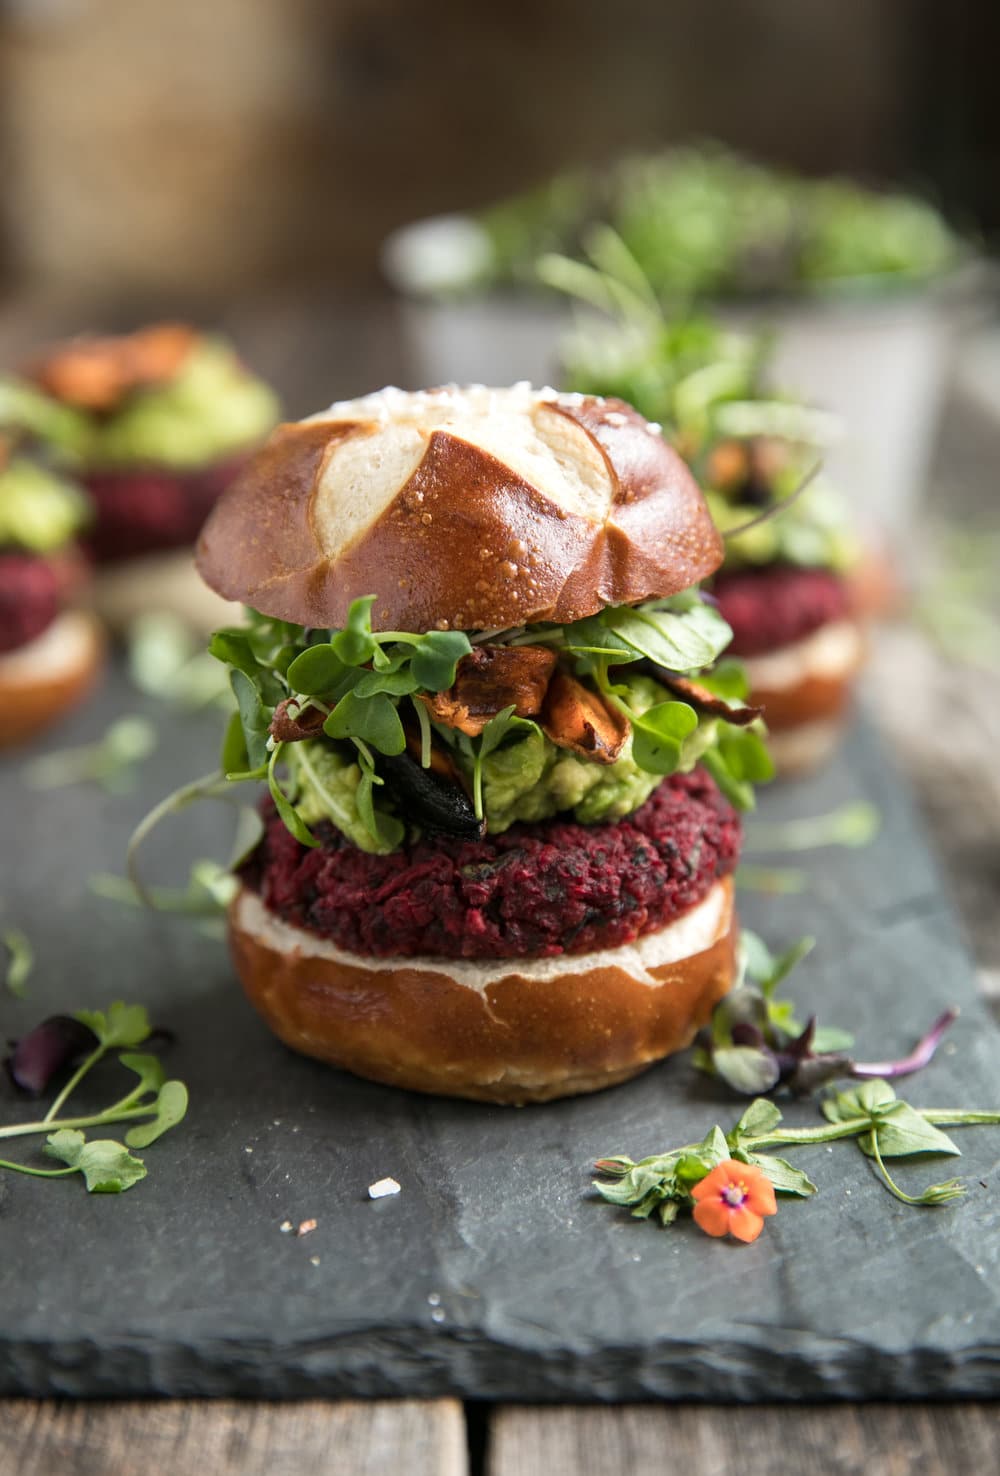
top-left (2, 295), bottom-right (998, 1474)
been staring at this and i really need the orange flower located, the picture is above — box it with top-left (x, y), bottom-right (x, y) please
top-left (691, 1159), bottom-right (777, 1243)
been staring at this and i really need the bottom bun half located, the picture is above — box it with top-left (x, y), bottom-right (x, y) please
top-left (229, 876), bottom-right (737, 1104)
top-left (0, 610), bottom-right (104, 747)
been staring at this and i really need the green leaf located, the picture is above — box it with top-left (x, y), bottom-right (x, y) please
top-left (746, 1152), bottom-right (817, 1197)
top-left (117, 1053), bottom-right (166, 1096)
top-left (712, 1045), bottom-right (781, 1095)
top-left (604, 600), bottom-right (733, 672)
top-left (331, 596), bottom-right (378, 666)
top-left (230, 669), bottom-right (271, 771)
top-left (693, 659), bottom-right (749, 701)
top-left (286, 642), bottom-right (350, 696)
top-left (630, 701), bottom-right (699, 774)
top-left (734, 1098), bottom-right (784, 1140)
top-left (74, 1002), bottom-right (152, 1049)
top-left (823, 1078), bottom-right (897, 1124)
top-left (861, 1103), bottom-right (961, 1160)
top-left (353, 668), bottom-right (420, 699)
top-left (324, 690), bottom-right (406, 756)
top-left (3, 928), bottom-right (33, 998)
top-left (408, 631), bottom-right (473, 691)
top-left (44, 1130), bottom-right (147, 1193)
top-left (812, 1025), bottom-right (856, 1053)
top-left (352, 742), bottom-right (406, 851)
top-left (267, 745), bottom-right (318, 848)
top-left (220, 710), bottom-right (249, 775)
top-left (125, 1081), bottom-right (189, 1148)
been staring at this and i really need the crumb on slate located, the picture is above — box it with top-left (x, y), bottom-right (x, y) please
top-left (368, 1177), bottom-right (401, 1200)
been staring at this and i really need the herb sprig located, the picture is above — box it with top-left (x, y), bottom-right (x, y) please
top-left (595, 1080), bottom-right (1000, 1234)
top-left (203, 593), bottom-right (770, 852)
top-left (1, 1002), bottom-right (188, 1195)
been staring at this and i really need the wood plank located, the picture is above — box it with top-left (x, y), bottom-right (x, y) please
top-left (488, 1403), bottom-right (1000, 1476)
top-left (0, 1398), bottom-right (467, 1476)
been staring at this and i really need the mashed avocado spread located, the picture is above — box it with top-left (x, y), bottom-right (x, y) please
top-left (287, 674), bottom-right (716, 854)
top-left (94, 340), bottom-right (279, 470)
top-left (0, 457), bottom-right (89, 553)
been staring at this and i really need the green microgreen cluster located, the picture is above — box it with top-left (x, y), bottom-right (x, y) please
top-left (595, 1080), bottom-right (1000, 1232)
top-left (470, 143), bottom-right (959, 298)
top-left (1, 1003), bottom-right (188, 1195)
top-left (537, 228), bottom-right (859, 575)
top-left (203, 591), bottom-right (770, 854)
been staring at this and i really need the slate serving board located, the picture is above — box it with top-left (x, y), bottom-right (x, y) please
top-left (2, 662), bottom-right (999, 1402)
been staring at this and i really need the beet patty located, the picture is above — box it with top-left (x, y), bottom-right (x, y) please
top-left (242, 767), bottom-right (741, 961)
top-left (713, 564), bottom-right (850, 657)
top-left (0, 550), bottom-right (62, 653)
top-left (82, 454), bottom-right (248, 564)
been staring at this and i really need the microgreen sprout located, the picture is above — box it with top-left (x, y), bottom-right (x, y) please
top-left (0, 1002), bottom-right (188, 1195)
top-left (595, 1080), bottom-right (1000, 1239)
top-left (25, 716), bottom-right (157, 792)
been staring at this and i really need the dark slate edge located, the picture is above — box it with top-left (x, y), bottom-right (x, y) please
top-left (5, 1327), bottom-right (1000, 1402)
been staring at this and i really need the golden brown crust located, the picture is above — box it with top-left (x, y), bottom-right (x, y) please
top-left (227, 877), bottom-right (737, 1104)
top-left (196, 389), bottom-right (723, 632)
top-left (0, 612), bottom-right (104, 748)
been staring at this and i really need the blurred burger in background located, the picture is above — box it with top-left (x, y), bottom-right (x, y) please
top-left (0, 412), bottom-right (102, 746)
top-left (541, 236), bottom-right (867, 773)
top-left (2, 325), bottom-right (279, 632)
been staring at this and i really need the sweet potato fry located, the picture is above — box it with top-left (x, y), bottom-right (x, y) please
top-left (31, 324), bottom-right (197, 411)
top-left (420, 644), bottom-right (556, 737)
top-left (540, 671), bottom-right (630, 763)
top-left (656, 673), bottom-right (762, 726)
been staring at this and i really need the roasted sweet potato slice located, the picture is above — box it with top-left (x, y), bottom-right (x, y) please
top-left (656, 673), bottom-right (762, 726)
top-left (269, 697), bottom-right (328, 743)
top-left (420, 644), bottom-right (556, 737)
top-left (31, 324), bottom-right (198, 411)
top-left (540, 671), bottom-right (630, 764)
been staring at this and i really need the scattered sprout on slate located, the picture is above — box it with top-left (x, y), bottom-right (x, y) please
top-left (25, 717), bottom-right (157, 792)
top-left (694, 930), bottom-right (957, 1096)
top-left (0, 1002), bottom-right (188, 1195)
top-left (127, 613), bottom-right (230, 710)
top-left (745, 800), bottom-right (881, 854)
top-left (594, 1081), bottom-right (1000, 1240)
top-left (90, 859), bottom-right (239, 916)
top-left (2, 928), bottom-right (34, 998)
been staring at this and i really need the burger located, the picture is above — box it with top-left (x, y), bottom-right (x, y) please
top-left (0, 427), bottom-right (102, 746)
top-left (701, 434), bottom-right (865, 775)
top-left (193, 384), bottom-right (773, 1103)
top-left (547, 266), bottom-right (867, 774)
top-left (4, 324), bottom-right (279, 630)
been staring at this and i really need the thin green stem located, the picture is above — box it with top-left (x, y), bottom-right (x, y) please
top-left (0, 1104), bottom-right (155, 1142)
top-left (746, 1118), bottom-right (873, 1148)
top-left (920, 1110), bottom-right (1000, 1126)
top-left (0, 1159), bottom-right (77, 1179)
top-left (867, 1130), bottom-right (965, 1206)
top-left (43, 1044), bottom-right (106, 1123)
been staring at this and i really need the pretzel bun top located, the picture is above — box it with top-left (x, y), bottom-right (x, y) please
top-left (195, 383), bottom-right (723, 632)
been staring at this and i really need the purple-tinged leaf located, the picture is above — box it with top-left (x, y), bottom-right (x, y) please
top-left (6, 1016), bottom-right (98, 1096)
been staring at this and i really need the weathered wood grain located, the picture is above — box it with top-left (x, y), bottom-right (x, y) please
top-left (0, 1398), bottom-right (467, 1476)
top-left (488, 1403), bottom-right (1000, 1476)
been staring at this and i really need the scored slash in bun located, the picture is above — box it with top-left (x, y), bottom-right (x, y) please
top-left (195, 384), bottom-right (724, 632)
